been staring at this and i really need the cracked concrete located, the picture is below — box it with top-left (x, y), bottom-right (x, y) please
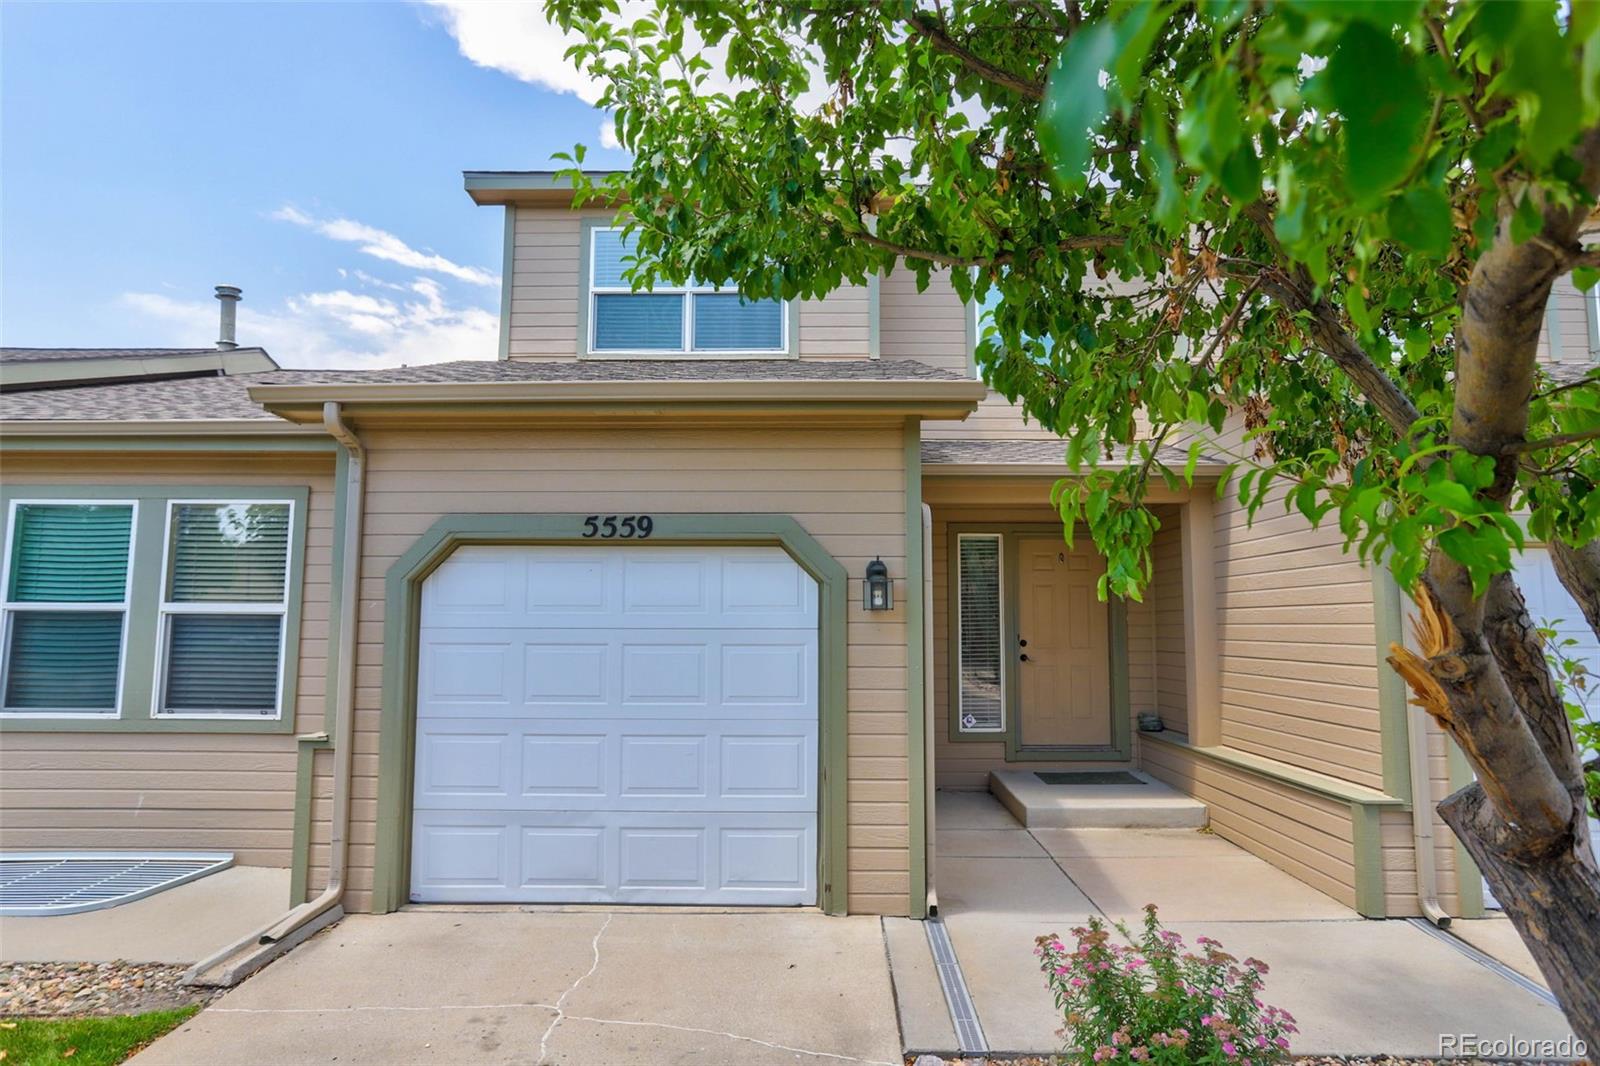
top-left (132, 910), bottom-right (901, 1066)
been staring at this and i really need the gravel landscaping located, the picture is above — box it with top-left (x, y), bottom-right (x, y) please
top-left (0, 961), bottom-right (216, 1018)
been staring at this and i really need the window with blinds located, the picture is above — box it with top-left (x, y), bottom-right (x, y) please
top-left (155, 501), bottom-right (291, 718)
top-left (1, 502), bottom-right (136, 715)
top-left (589, 228), bottom-right (786, 354)
top-left (956, 534), bottom-right (1004, 733)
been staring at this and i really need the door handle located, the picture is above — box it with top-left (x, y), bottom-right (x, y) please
top-left (1019, 653), bottom-right (1031, 662)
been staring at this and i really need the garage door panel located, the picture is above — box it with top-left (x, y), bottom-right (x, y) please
top-left (410, 810), bottom-right (816, 904)
top-left (417, 629), bottom-right (817, 720)
top-left (413, 545), bottom-right (820, 905)
top-left (417, 718), bottom-right (816, 813)
top-left (422, 546), bottom-right (817, 630)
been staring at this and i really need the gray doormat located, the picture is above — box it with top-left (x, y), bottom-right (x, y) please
top-left (1035, 771), bottom-right (1144, 786)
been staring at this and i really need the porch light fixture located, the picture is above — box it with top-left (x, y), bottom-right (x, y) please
top-left (864, 557), bottom-right (893, 611)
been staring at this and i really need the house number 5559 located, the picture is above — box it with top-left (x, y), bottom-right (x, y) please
top-left (582, 515), bottom-right (654, 539)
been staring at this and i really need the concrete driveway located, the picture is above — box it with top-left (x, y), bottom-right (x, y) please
top-left (133, 909), bottom-right (901, 1066)
top-left (895, 790), bottom-right (1578, 1058)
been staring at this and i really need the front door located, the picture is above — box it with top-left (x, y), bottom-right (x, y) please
top-left (1016, 537), bottom-right (1112, 748)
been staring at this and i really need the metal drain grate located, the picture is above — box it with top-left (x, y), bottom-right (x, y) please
top-left (925, 917), bottom-right (988, 1054)
top-left (0, 852), bottom-right (233, 916)
top-left (1035, 771), bottom-right (1144, 786)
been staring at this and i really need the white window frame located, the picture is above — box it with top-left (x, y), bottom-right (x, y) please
top-left (955, 532), bottom-right (1006, 734)
top-left (151, 499), bottom-right (295, 721)
top-left (588, 226), bottom-right (790, 357)
top-left (0, 498), bottom-right (138, 719)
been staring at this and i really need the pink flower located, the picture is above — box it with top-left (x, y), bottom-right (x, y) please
top-left (1112, 1029), bottom-right (1129, 1046)
top-left (1200, 1014), bottom-right (1216, 1028)
top-left (1255, 1034), bottom-right (1269, 1049)
top-left (1275, 1037), bottom-right (1291, 1050)
top-left (1069, 977), bottom-right (1086, 989)
top-left (1054, 965), bottom-right (1071, 976)
top-left (1222, 1040), bottom-right (1238, 1057)
top-left (1092, 1046), bottom-right (1116, 1062)
top-left (1129, 1048), bottom-right (1150, 1061)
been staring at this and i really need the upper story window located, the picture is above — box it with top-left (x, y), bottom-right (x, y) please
top-left (588, 228), bottom-right (788, 356)
top-left (1, 502), bottom-right (135, 716)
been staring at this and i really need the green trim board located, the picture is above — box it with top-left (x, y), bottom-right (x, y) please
top-left (369, 513), bottom-right (853, 915)
top-left (1371, 566), bottom-right (1413, 800)
top-left (0, 484), bottom-right (311, 735)
top-left (943, 522), bottom-right (1132, 761)
top-left (904, 423), bottom-right (927, 918)
top-left (1447, 739), bottom-right (1488, 918)
top-left (1139, 729), bottom-right (1408, 807)
top-left (498, 206), bottom-right (516, 361)
top-left (289, 734), bottom-right (332, 906)
top-left (1350, 801), bottom-right (1387, 917)
top-left (576, 219), bottom-right (799, 359)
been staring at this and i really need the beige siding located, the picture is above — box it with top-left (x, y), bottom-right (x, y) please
top-left (506, 205), bottom-right (870, 361)
top-left (1211, 416), bottom-right (1384, 790)
top-left (313, 426), bottom-right (912, 916)
top-left (927, 489), bottom-right (1164, 789)
top-left (0, 454), bottom-right (335, 870)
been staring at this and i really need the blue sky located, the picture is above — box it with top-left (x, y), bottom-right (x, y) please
top-left (1, 2), bottom-right (628, 367)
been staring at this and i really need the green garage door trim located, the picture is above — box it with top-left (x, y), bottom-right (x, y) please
top-left (370, 513), bottom-right (853, 915)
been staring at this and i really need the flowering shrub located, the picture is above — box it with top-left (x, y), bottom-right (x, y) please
top-left (1036, 905), bottom-right (1296, 1065)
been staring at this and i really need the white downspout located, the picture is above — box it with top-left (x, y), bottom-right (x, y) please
top-left (1401, 596), bottom-right (1451, 927)
top-left (923, 503), bottom-right (937, 915)
top-left (183, 401), bottom-right (366, 985)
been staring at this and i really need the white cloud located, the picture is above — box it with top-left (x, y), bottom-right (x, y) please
top-left (423, 0), bottom-right (606, 103)
top-left (600, 120), bottom-right (621, 150)
top-left (120, 276), bottom-right (498, 370)
top-left (271, 205), bottom-right (497, 287)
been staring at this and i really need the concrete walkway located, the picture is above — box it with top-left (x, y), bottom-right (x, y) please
top-left (892, 790), bottom-right (1576, 1058)
top-left (2, 866), bottom-right (289, 965)
top-left (134, 909), bottom-right (902, 1066)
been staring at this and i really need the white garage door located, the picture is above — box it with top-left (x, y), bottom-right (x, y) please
top-left (409, 544), bottom-right (819, 906)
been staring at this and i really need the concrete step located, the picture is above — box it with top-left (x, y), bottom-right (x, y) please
top-left (988, 769), bottom-right (1208, 829)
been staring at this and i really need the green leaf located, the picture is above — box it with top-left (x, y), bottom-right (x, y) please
top-left (1387, 186), bottom-right (1454, 258)
top-left (1324, 21), bottom-right (1428, 200)
top-left (1177, 71), bottom-right (1242, 175)
top-left (1039, 21), bottom-right (1118, 191)
top-left (1573, 267), bottom-right (1600, 293)
top-left (1422, 480), bottom-right (1481, 516)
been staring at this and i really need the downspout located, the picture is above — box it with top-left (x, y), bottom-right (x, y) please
top-left (923, 503), bottom-right (938, 915)
top-left (1401, 596), bottom-right (1451, 927)
top-left (183, 402), bottom-right (366, 985)
top-left (1408, 705), bottom-right (1451, 926)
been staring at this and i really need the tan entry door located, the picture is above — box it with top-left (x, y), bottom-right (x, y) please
top-left (1016, 537), bottom-right (1112, 748)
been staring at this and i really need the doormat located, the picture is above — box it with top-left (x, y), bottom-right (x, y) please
top-left (1034, 771), bottom-right (1144, 786)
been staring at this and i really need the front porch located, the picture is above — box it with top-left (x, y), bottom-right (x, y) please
top-left (891, 791), bottom-right (1572, 1057)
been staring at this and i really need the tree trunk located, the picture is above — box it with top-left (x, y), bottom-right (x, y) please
top-left (1441, 783), bottom-right (1600, 1051)
top-left (1549, 539), bottom-right (1600, 645)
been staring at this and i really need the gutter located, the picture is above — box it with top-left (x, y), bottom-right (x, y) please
top-left (923, 503), bottom-right (938, 916)
top-left (0, 419), bottom-right (323, 438)
top-left (183, 401), bottom-right (366, 985)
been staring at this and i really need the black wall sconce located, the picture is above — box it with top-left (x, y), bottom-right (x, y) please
top-left (864, 557), bottom-right (893, 611)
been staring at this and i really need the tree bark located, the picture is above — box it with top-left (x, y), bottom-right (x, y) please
top-left (1549, 539), bottom-right (1600, 646)
top-left (1442, 783), bottom-right (1600, 1051)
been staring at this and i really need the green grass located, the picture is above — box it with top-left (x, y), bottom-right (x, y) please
top-left (0, 1006), bottom-right (201, 1066)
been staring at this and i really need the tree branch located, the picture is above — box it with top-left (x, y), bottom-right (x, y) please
top-left (894, 9), bottom-right (1046, 101)
top-left (1502, 426), bottom-right (1600, 454)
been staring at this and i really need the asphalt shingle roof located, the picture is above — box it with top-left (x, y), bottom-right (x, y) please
top-left (0, 347), bottom-right (270, 365)
top-left (0, 358), bottom-right (966, 422)
top-left (921, 438), bottom-right (1206, 468)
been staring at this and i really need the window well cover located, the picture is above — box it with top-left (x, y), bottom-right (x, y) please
top-left (0, 852), bottom-right (233, 916)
